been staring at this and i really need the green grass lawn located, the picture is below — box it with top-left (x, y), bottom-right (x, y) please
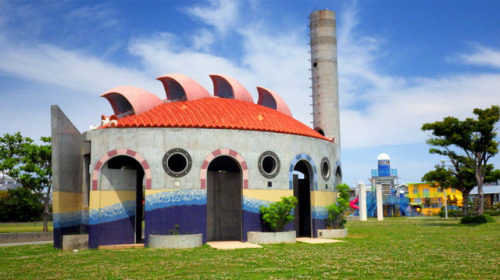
top-left (0, 222), bottom-right (53, 233)
top-left (1, 217), bottom-right (498, 279)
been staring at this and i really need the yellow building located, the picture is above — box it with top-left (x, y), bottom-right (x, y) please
top-left (407, 183), bottom-right (463, 216)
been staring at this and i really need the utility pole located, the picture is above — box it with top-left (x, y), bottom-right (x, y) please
top-left (441, 159), bottom-right (448, 219)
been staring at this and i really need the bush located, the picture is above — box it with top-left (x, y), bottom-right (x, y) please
top-left (438, 209), bottom-right (463, 218)
top-left (484, 210), bottom-right (500, 216)
top-left (260, 196), bottom-right (297, 232)
top-left (327, 183), bottom-right (350, 229)
top-left (460, 214), bottom-right (496, 224)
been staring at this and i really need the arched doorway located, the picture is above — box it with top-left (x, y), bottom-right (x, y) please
top-left (99, 155), bottom-right (145, 245)
top-left (206, 156), bottom-right (242, 241)
top-left (293, 160), bottom-right (313, 237)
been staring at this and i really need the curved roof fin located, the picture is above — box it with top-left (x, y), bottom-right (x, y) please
top-left (101, 86), bottom-right (162, 118)
top-left (209, 74), bottom-right (254, 103)
top-left (257, 87), bottom-right (292, 117)
top-left (157, 73), bottom-right (210, 101)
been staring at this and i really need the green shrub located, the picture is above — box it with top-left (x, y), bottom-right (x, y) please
top-left (484, 210), bottom-right (500, 216)
top-left (438, 209), bottom-right (463, 218)
top-left (260, 196), bottom-right (297, 232)
top-left (326, 183), bottom-right (350, 229)
top-left (484, 214), bottom-right (496, 223)
top-left (460, 214), bottom-right (496, 224)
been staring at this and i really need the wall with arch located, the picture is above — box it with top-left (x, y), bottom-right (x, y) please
top-left (81, 126), bottom-right (339, 246)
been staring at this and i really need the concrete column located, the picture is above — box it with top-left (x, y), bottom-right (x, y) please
top-left (358, 182), bottom-right (367, 221)
top-left (309, 10), bottom-right (340, 152)
top-left (376, 184), bottom-right (383, 221)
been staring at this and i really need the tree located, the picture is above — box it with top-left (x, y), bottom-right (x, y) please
top-left (422, 163), bottom-right (476, 215)
top-left (485, 168), bottom-right (500, 184)
top-left (422, 105), bottom-right (500, 215)
top-left (0, 188), bottom-right (43, 222)
top-left (0, 132), bottom-right (52, 230)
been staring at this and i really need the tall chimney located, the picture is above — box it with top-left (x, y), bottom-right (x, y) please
top-left (309, 10), bottom-right (340, 151)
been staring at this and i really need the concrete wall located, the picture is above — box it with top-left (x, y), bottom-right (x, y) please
top-left (81, 127), bottom-right (338, 247)
top-left (0, 232), bottom-right (53, 244)
top-left (51, 105), bottom-right (86, 249)
top-left (87, 128), bottom-right (337, 191)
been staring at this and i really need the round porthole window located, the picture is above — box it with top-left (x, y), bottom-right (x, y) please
top-left (321, 157), bottom-right (330, 180)
top-left (258, 151), bottom-right (280, 179)
top-left (162, 148), bottom-right (192, 177)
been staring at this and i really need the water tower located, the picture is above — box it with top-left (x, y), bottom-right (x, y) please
top-left (371, 153), bottom-right (398, 195)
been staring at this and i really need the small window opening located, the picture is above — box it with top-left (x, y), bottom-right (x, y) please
top-left (321, 157), bottom-right (330, 180)
top-left (168, 153), bottom-right (188, 173)
top-left (162, 148), bottom-right (192, 177)
top-left (258, 151), bottom-right (280, 179)
top-left (262, 156), bottom-right (277, 174)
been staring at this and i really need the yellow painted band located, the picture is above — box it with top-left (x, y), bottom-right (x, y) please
top-left (89, 191), bottom-right (136, 210)
top-left (52, 192), bottom-right (83, 214)
top-left (242, 189), bottom-right (293, 202)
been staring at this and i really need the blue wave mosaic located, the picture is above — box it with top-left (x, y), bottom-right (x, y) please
top-left (89, 200), bottom-right (136, 225)
top-left (146, 189), bottom-right (207, 211)
top-left (242, 196), bottom-right (271, 214)
top-left (54, 210), bottom-right (88, 229)
top-left (312, 206), bottom-right (328, 219)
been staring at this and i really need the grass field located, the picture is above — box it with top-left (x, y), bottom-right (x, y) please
top-left (1, 217), bottom-right (498, 279)
top-left (0, 222), bottom-right (53, 233)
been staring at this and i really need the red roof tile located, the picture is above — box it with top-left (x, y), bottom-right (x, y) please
top-left (102, 97), bottom-right (332, 142)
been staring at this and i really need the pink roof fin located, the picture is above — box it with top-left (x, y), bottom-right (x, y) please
top-left (257, 87), bottom-right (293, 117)
top-left (209, 74), bottom-right (254, 103)
top-left (156, 73), bottom-right (210, 101)
top-left (101, 86), bottom-right (162, 118)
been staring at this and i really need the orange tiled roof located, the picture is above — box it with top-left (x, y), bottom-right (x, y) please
top-left (102, 97), bottom-right (332, 142)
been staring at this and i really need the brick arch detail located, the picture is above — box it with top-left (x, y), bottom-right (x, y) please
top-left (91, 149), bottom-right (152, 191)
top-left (200, 149), bottom-right (249, 189)
top-left (288, 153), bottom-right (318, 190)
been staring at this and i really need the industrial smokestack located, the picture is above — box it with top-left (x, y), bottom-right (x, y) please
top-left (309, 10), bottom-right (340, 150)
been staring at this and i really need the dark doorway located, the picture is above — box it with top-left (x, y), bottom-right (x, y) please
top-left (293, 160), bottom-right (312, 237)
top-left (207, 156), bottom-right (242, 241)
top-left (104, 156), bottom-right (145, 244)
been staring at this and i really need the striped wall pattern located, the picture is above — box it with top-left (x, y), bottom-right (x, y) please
top-left (200, 149), bottom-right (249, 189)
top-left (91, 149), bottom-right (152, 191)
top-left (288, 153), bottom-right (318, 190)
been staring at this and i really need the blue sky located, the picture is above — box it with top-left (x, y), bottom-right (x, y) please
top-left (1, 0), bottom-right (499, 187)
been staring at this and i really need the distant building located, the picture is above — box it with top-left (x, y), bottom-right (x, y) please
top-left (407, 182), bottom-right (463, 216)
top-left (0, 172), bottom-right (21, 191)
top-left (469, 183), bottom-right (500, 208)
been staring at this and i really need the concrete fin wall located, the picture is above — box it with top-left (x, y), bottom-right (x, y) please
top-left (51, 105), bottom-right (83, 193)
top-left (51, 105), bottom-right (85, 248)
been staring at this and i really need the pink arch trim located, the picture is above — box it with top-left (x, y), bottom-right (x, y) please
top-left (91, 149), bottom-right (153, 191)
top-left (200, 149), bottom-right (249, 189)
top-left (256, 86), bottom-right (293, 117)
top-left (209, 74), bottom-right (254, 103)
top-left (157, 73), bottom-right (210, 101)
top-left (101, 86), bottom-right (162, 117)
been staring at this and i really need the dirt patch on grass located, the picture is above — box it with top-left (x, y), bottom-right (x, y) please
top-left (347, 234), bottom-right (369, 238)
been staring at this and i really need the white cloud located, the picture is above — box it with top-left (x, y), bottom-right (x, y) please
top-left (0, 38), bottom-right (158, 95)
top-left (184, 0), bottom-right (240, 36)
top-left (456, 45), bottom-right (500, 69)
top-left (64, 4), bottom-right (118, 29)
top-left (191, 29), bottom-right (216, 52)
